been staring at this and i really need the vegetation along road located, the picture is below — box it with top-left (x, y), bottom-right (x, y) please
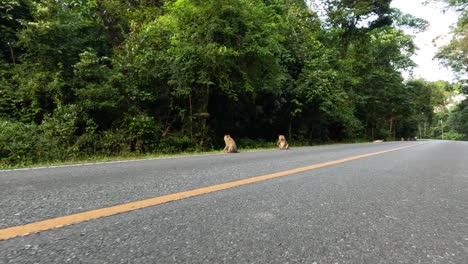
top-left (1, 140), bottom-right (467, 263)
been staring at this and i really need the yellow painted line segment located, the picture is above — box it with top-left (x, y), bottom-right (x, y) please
top-left (0, 143), bottom-right (424, 241)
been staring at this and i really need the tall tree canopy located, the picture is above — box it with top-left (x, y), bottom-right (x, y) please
top-left (1, 0), bottom-right (464, 167)
top-left (432, 0), bottom-right (468, 140)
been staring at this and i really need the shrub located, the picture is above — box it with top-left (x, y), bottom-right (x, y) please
top-left (237, 137), bottom-right (276, 149)
top-left (444, 131), bottom-right (465, 141)
top-left (0, 119), bottom-right (40, 166)
top-left (158, 135), bottom-right (191, 153)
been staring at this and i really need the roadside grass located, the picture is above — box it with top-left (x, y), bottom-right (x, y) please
top-left (0, 139), bottom-right (371, 170)
top-left (0, 150), bottom-right (220, 170)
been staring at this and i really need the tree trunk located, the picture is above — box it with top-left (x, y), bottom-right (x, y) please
top-left (389, 117), bottom-right (393, 140)
top-left (197, 85), bottom-right (210, 148)
top-left (418, 123), bottom-right (422, 139)
top-left (189, 95), bottom-right (193, 143)
top-left (288, 118), bottom-right (292, 141)
top-left (8, 44), bottom-right (15, 64)
top-left (424, 121), bottom-right (427, 138)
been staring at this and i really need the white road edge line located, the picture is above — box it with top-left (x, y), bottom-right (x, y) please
top-left (0, 153), bottom-right (225, 172)
top-left (0, 141), bottom-right (417, 172)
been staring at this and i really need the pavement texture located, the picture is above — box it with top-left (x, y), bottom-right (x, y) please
top-left (0, 140), bottom-right (467, 263)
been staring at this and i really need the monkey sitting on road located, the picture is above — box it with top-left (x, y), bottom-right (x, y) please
top-left (223, 135), bottom-right (238, 153)
top-left (276, 135), bottom-right (289, 150)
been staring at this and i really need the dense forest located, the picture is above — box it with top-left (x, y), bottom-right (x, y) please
top-left (0, 0), bottom-right (466, 167)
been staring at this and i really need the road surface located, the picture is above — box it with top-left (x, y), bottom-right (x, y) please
top-left (0, 140), bottom-right (467, 263)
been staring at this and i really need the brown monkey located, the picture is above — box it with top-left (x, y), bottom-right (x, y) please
top-left (223, 135), bottom-right (238, 153)
top-left (276, 135), bottom-right (289, 150)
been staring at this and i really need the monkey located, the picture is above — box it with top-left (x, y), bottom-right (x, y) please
top-left (401, 137), bottom-right (405, 141)
top-left (223, 135), bottom-right (238, 153)
top-left (276, 135), bottom-right (289, 150)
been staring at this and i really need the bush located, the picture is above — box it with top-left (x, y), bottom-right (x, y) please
top-left (125, 114), bottom-right (161, 153)
top-left (0, 119), bottom-right (41, 166)
top-left (158, 135), bottom-right (191, 153)
top-left (0, 105), bottom-right (102, 167)
top-left (444, 131), bottom-right (465, 141)
top-left (38, 105), bottom-right (81, 160)
top-left (100, 129), bottom-right (131, 155)
top-left (237, 137), bottom-right (276, 149)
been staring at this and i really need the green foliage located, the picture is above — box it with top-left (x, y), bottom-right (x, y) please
top-left (125, 113), bottom-right (161, 152)
top-left (391, 8), bottom-right (428, 33)
top-left (237, 137), bottom-right (276, 149)
top-left (158, 135), bottom-right (192, 153)
top-left (443, 131), bottom-right (465, 140)
top-left (1, 0), bottom-right (466, 167)
top-left (435, 0), bottom-right (467, 83)
top-left (0, 0), bottom-right (32, 63)
top-left (0, 118), bottom-right (40, 166)
top-left (446, 98), bottom-right (468, 139)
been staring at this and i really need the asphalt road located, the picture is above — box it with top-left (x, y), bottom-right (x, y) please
top-left (0, 140), bottom-right (467, 263)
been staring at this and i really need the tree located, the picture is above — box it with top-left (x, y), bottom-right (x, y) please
top-left (2, 0), bottom-right (451, 166)
top-left (0, 0), bottom-right (32, 64)
top-left (434, 0), bottom-right (467, 83)
top-left (433, 0), bottom-right (468, 140)
top-left (446, 98), bottom-right (468, 139)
